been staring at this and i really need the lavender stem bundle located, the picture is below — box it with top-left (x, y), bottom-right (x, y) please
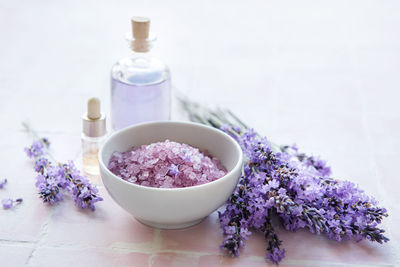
top-left (179, 98), bottom-right (388, 264)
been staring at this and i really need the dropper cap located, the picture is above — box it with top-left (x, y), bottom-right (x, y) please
top-left (82, 98), bottom-right (106, 137)
top-left (130, 16), bottom-right (151, 52)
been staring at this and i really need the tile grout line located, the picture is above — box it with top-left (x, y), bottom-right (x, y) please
top-left (0, 239), bottom-right (37, 247)
top-left (24, 206), bottom-right (54, 266)
top-left (148, 228), bottom-right (162, 267)
top-left (1, 238), bottom-right (394, 266)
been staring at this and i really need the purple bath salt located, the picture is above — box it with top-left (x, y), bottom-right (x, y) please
top-left (108, 140), bottom-right (227, 188)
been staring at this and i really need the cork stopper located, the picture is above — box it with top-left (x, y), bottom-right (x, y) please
top-left (130, 16), bottom-right (151, 52)
top-left (131, 17), bottom-right (150, 40)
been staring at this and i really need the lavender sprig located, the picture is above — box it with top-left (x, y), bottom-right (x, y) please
top-left (23, 123), bottom-right (103, 211)
top-left (219, 175), bottom-right (252, 257)
top-left (2, 198), bottom-right (23, 209)
top-left (1, 178), bottom-right (23, 209)
top-left (262, 211), bottom-right (285, 264)
top-left (64, 161), bottom-right (103, 211)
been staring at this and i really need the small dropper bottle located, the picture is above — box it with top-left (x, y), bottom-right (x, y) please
top-left (82, 98), bottom-right (107, 176)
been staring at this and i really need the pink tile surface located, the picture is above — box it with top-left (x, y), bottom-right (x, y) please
top-left (0, 246), bottom-right (34, 267)
top-left (198, 255), bottom-right (300, 267)
top-left (0, 133), bottom-right (50, 242)
top-left (375, 155), bottom-right (400, 203)
top-left (221, 224), bottom-right (393, 265)
top-left (152, 253), bottom-right (199, 267)
top-left (160, 211), bottom-right (222, 253)
top-left (276, 229), bottom-right (392, 265)
top-left (29, 248), bottom-right (150, 267)
top-left (368, 114), bottom-right (400, 156)
top-left (0, 183), bottom-right (49, 242)
top-left (2, 0), bottom-right (400, 266)
top-left (43, 187), bottom-right (155, 247)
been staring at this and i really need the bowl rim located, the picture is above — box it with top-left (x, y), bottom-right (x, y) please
top-left (98, 121), bottom-right (243, 192)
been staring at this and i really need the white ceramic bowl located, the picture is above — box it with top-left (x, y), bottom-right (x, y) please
top-left (98, 121), bottom-right (243, 229)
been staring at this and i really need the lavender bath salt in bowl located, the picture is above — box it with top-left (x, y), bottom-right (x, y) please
top-left (108, 140), bottom-right (228, 188)
top-left (98, 121), bottom-right (243, 229)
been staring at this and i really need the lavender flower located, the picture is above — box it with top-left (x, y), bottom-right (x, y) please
top-left (24, 128), bottom-right (102, 211)
top-left (168, 164), bottom-right (180, 177)
top-left (64, 161), bottom-right (103, 211)
top-left (267, 247), bottom-right (285, 265)
top-left (35, 172), bottom-right (64, 204)
top-left (2, 198), bottom-right (13, 209)
top-left (179, 98), bottom-right (389, 265)
top-left (24, 138), bottom-right (49, 159)
top-left (0, 178), bottom-right (7, 189)
top-left (2, 198), bottom-right (23, 209)
top-left (281, 145), bottom-right (332, 178)
top-left (218, 180), bottom-right (252, 257)
top-left (34, 158), bottom-right (49, 172)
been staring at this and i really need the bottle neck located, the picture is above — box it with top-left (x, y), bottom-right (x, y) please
top-left (129, 39), bottom-right (152, 53)
top-left (130, 50), bottom-right (151, 57)
top-left (126, 32), bottom-right (156, 54)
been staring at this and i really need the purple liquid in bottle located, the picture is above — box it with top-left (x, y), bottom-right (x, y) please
top-left (111, 77), bottom-right (171, 130)
top-left (111, 53), bottom-right (171, 130)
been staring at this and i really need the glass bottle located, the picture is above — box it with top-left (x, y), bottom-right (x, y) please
top-left (111, 17), bottom-right (171, 130)
top-left (82, 97), bottom-right (107, 176)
